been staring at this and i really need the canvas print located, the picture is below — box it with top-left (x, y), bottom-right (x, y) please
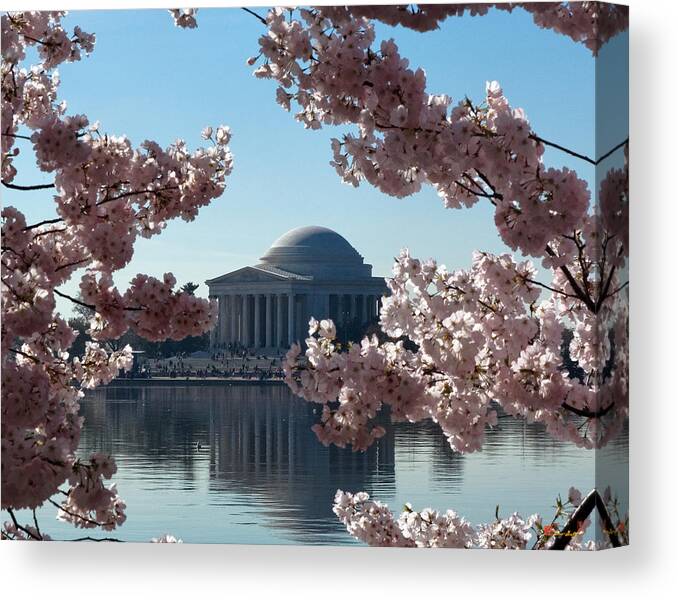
top-left (1, 3), bottom-right (629, 549)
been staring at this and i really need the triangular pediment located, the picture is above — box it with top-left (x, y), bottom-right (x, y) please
top-left (206, 266), bottom-right (291, 285)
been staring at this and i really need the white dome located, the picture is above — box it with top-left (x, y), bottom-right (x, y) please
top-left (259, 226), bottom-right (372, 280)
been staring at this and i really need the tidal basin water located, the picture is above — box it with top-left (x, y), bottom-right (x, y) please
top-left (30, 384), bottom-right (628, 545)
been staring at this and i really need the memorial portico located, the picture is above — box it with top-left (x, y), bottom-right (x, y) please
top-left (206, 226), bottom-right (388, 351)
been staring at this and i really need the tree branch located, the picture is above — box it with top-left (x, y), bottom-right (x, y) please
top-left (242, 7), bottom-right (267, 24)
top-left (455, 178), bottom-right (496, 199)
top-left (606, 280), bottom-right (629, 299)
top-left (530, 135), bottom-right (628, 166)
top-left (524, 277), bottom-right (580, 299)
top-left (8, 347), bottom-right (39, 363)
top-left (530, 134), bottom-right (596, 164)
top-left (55, 258), bottom-right (90, 272)
top-left (475, 169), bottom-right (503, 200)
top-left (18, 185), bottom-right (181, 233)
top-left (47, 497), bottom-right (106, 528)
top-left (549, 489), bottom-right (621, 550)
top-left (32, 227), bottom-right (66, 240)
top-left (54, 289), bottom-right (96, 310)
top-left (596, 138), bottom-right (628, 164)
top-left (54, 288), bottom-right (144, 312)
top-left (595, 249), bottom-right (624, 311)
top-left (96, 185), bottom-right (180, 207)
top-left (545, 246), bottom-right (596, 312)
top-left (2, 180), bottom-right (55, 191)
top-left (562, 401), bottom-right (614, 419)
top-left (23, 217), bottom-right (64, 231)
top-left (66, 536), bottom-right (124, 542)
top-left (32, 508), bottom-right (43, 540)
top-left (2, 132), bottom-right (32, 140)
top-left (6, 508), bottom-right (42, 540)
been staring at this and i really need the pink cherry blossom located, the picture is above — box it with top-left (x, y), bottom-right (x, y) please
top-left (333, 486), bottom-right (627, 550)
top-left (247, 5), bottom-right (628, 454)
top-left (2, 11), bottom-right (231, 540)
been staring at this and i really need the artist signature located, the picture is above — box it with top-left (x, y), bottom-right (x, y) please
top-left (542, 522), bottom-right (625, 537)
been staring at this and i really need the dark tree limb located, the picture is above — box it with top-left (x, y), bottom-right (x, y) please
top-left (47, 497), bottom-right (105, 528)
top-left (2, 180), bottom-right (55, 191)
top-left (562, 401), bottom-right (614, 419)
top-left (54, 288), bottom-right (144, 312)
top-left (66, 536), bottom-right (124, 542)
top-left (23, 217), bottom-right (64, 231)
top-left (530, 135), bottom-right (628, 166)
top-left (596, 138), bottom-right (629, 164)
top-left (549, 489), bottom-right (622, 550)
top-left (54, 289), bottom-right (96, 311)
top-left (545, 246), bottom-right (597, 313)
top-left (2, 132), bottom-right (32, 140)
top-left (242, 7), bottom-right (267, 24)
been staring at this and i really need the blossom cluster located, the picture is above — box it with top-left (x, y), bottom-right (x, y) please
top-left (1, 521), bottom-right (52, 541)
top-left (169, 8), bottom-right (198, 29)
top-left (286, 246), bottom-right (628, 452)
top-left (257, 3), bottom-right (629, 454)
top-left (57, 454), bottom-right (127, 530)
top-left (2, 11), bottom-right (231, 540)
top-left (252, 9), bottom-right (609, 266)
top-left (79, 272), bottom-right (217, 342)
top-left (179, 4), bottom-right (627, 56)
top-left (333, 486), bottom-right (627, 550)
top-left (321, 3), bottom-right (628, 54)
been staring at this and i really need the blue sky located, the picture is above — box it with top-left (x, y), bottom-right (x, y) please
top-left (8, 7), bottom-right (628, 315)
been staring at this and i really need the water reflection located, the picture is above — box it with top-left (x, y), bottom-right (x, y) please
top-left (32, 384), bottom-right (627, 545)
top-left (204, 385), bottom-right (399, 539)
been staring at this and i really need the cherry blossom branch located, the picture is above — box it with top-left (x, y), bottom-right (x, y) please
top-left (575, 239), bottom-right (592, 299)
top-left (596, 267), bottom-right (617, 311)
top-left (530, 135), bottom-right (628, 165)
top-left (606, 280), bottom-right (629, 298)
top-left (53, 288), bottom-right (144, 312)
top-left (523, 278), bottom-right (580, 300)
top-left (18, 32), bottom-right (50, 46)
top-left (561, 401), bottom-right (614, 419)
top-left (96, 185), bottom-right (180, 207)
top-left (549, 489), bottom-right (621, 550)
top-left (32, 509), bottom-right (43, 539)
top-left (47, 497), bottom-right (106, 528)
top-left (55, 258), bottom-right (90, 272)
top-left (66, 536), bottom-right (124, 542)
top-left (455, 178), bottom-right (497, 200)
top-left (1, 245), bottom-right (28, 264)
top-left (2, 180), bottom-right (56, 191)
top-left (23, 217), bottom-right (64, 230)
top-left (596, 138), bottom-right (629, 164)
top-left (333, 487), bottom-right (625, 549)
top-left (2, 132), bottom-right (32, 140)
top-left (529, 134), bottom-right (596, 165)
top-left (32, 227), bottom-right (66, 240)
top-left (8, 348), bottom-right (39, 363)
top-left (475, 169), bottom-right (502, 199)
top-left (3, 10), bottom-right (231, 542)
top-left (545, 247), bottom-right (596, 312)
top-left (595, 247), bottom-right (625, 310)
top-left (446, 282), bottom-right (498, 314)
top-left (53, 289), bottom-right (96, 310)
top-left (6, 508), bottom-right (42, 540)
top-left (241, 7), bottom-right (267, 25)
top-left (18, 185), bottom-right (183, 233)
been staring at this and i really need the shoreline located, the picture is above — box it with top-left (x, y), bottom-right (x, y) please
top-left (107, 377), bottom-right (288, 387)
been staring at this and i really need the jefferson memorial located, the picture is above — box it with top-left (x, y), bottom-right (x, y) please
top-left (205, 226), bottom-right (388, 351)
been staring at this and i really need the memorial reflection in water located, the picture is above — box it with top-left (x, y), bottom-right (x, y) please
top-left (52, 384), bottom-right (627, 545)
